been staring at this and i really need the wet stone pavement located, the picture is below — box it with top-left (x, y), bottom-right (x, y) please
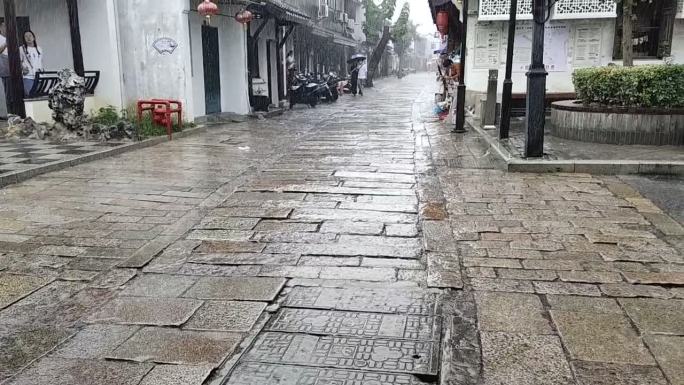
top-left (0, 73), bottom-right (683, 385)
top-left (0, 140), bottom-right (127, 176)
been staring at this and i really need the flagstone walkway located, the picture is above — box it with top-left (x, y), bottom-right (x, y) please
top-left (0, 74), bottom-right (682, 385)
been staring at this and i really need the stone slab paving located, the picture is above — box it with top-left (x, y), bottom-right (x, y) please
top-left (0, 74), bottom-right (682, 385)
top-left (85, 296), bottom-right (203, 326)
top-left (0, 140), bottom-right (126, 176)
top-left (184, 301), bottom-right (266, 332)
top-left (107, 327), bottom-right (243, 365)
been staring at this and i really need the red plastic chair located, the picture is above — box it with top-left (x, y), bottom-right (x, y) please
top-left (137, 99), bottom-right (183, 140)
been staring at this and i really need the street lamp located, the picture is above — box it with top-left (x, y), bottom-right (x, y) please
top-left (499, 0), bottom-right (517, 139)
top-left (525, 0), bottom-right (548, 157)
top-left (453, 0), bottom-right (468, 133)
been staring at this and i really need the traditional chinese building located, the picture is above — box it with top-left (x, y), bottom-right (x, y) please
top-left (0, 0), bottom-right (366, 123)
top-left (429, 0), bottom-right (684, 116)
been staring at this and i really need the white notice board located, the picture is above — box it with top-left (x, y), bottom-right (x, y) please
top-left (473, 23), bottom-right (502, 69)
top-left (513, 22), bottom-right (569, 72)
top-left (573, 25), bottom-right (602, 67)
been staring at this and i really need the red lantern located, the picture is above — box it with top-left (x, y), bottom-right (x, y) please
top-left (235, 9), bottom-right (253, 24)
top-left (436, 11), bottom-right (449, 35)
top-left (198, 0), bottom-right (219, 24)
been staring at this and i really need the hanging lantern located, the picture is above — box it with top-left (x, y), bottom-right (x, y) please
top-left (235, 9), bottom-right (253, 25)
top-left (198, 0), bottom-right (219, 24)
top-left (436, 11), bottom-right (449, 35)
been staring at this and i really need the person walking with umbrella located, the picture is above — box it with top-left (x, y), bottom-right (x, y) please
top-left (347, 54), bottom-right (365, 96)
top-left (349, 61), bottom-right (359, 96)
top-left (357, 59), bottom-right (367, 96)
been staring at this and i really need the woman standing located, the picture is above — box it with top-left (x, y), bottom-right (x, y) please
top-left (20, 31), bottom-right (43, 97)
top-left (357, 60), bottom-right (367, 96)
top-left (349, 61), bottom-right (359, 96)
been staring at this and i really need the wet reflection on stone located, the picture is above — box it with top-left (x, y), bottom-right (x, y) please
top-left (2, 73), bottom-right (681, 385)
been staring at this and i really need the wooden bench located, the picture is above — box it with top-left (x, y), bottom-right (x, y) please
top-left (26, 70), bottom-right (100, 99)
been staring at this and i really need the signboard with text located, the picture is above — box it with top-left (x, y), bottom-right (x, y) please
top-left (512, 22), bottom-right (569, 72)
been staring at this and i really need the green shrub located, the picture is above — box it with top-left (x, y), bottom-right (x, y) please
top-left (91, 105), bottom-right (123, 126)
top-left (136, 114), bottom-right (184, 138)
top-left (91, 105), bottom-right (194, 139)
top-left (572, 64), bottom-right (684, 108)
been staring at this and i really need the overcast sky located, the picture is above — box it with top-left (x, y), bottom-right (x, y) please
top-left (391, 0), bottom-right (438, 36)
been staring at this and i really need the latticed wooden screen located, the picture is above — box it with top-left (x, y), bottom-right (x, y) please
top-left (478, 0), bottom-right (533, 21)
top-left (478, 0), bottom-right (617, 20)
top-left (553, 0), bottom-right (616, 19)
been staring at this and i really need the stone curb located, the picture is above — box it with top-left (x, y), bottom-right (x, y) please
top-left (0, 125), bottom-right (207, 189)
top-left (467, 120), bottom-right (684, 176)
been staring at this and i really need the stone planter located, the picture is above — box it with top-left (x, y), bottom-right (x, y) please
top-left (550, 100), bottom-right (684, 145)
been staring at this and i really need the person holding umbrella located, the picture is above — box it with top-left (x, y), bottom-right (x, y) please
top-left (347, 54), bottom-right (365, 96)
top-left (357, 59), bottom-right (367, 96)
top-left (350, 61), bottom-right (359, 96)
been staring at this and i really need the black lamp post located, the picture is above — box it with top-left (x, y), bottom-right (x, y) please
top-left (524, 0), bottom-right (547, 157)
top-left (453, 0), bottom-right (468, 133)
top-left (499, 0), bottom-right (517, 139)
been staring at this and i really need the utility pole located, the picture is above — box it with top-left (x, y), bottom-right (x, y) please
top-left (453, 0), bottom-right (468, 133)
top-left (524, 0), bottom-right (547, 157)
top-left (499, 0), bottom-right (517, 139)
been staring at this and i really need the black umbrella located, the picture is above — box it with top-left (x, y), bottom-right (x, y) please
top-left (346, 54), bottom-right (366, 64)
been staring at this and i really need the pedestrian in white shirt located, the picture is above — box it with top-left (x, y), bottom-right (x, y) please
top-left (357, 60), bottom-right (367, 96)
top-left (20, 31), bottom-right (43, 97)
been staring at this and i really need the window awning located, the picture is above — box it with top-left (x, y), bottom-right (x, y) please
top-left (307, 23), bottom-right (358, 47)
top-left (332, 35), bottom-right (358, 47)
top-left (263, 0), bottom-right (310, 24)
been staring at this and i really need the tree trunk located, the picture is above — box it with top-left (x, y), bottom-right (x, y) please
top-left (622, 0), bottom-right (633, 66)
top-left (366, 25), bottom-right (391, 87)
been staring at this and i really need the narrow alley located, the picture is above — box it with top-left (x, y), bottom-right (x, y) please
top-left (0, 74), bottom-right (682, 385)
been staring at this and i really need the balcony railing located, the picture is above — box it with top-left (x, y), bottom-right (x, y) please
top-left (26, 71), bottom-right (100, 100)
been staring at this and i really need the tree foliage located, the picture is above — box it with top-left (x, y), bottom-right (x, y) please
top-left (364, 0), bottom-right (416, 85)
top-left (392, 3), bottom-right (416, 64)
top-left (363, 0), bottom-right (397, 45)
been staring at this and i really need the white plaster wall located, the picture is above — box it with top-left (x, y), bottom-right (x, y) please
top-left (351, 2), bottom-right (366, 44)
top-left (268, 42), bottom-right (278, 105)
top-left (252, 19), bottom-right (275, 82)
top-left (26, 95), bottom-right (104, 122)
top-left (188, 6), bottom-right (250, 117)
top-left (117, 0), bottom-right (194, 117)
top-left (78, 0), bottom-right (124, 110)
top-left (465, 15), bottom-right (684, 97)
top-left (465, 18), bottom-right (616, 94)
top-left (671, 19), bottom-right (684, 64)
top-left (249, 18), bottom-right (278, 105)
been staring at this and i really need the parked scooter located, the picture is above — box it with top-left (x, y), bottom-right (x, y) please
top-left (289, 74), bottom-right (321, 108)
top-left (321, 73), bottom-right (341, 102)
